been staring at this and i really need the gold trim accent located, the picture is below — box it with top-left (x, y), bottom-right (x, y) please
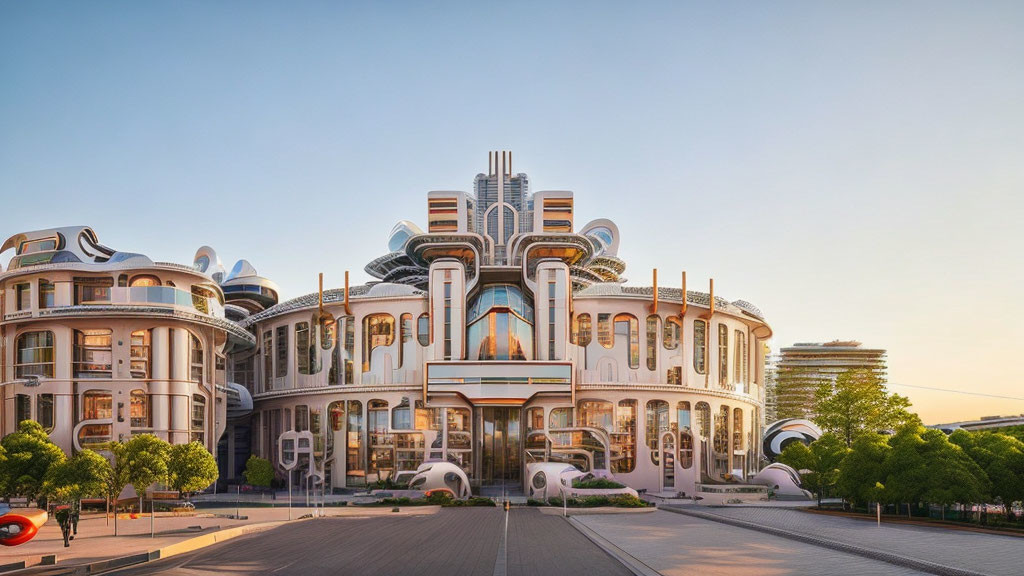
top-left (649, 268), bottom-right (658, 314)
top-left (343, 270), bottom-right (352, 315)
top-left (679, 271), bottom-right (688, 319)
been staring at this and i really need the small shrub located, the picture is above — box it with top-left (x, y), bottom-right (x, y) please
top-left (526, 498), bottom-right (549, 507)
top-left (608, 494), bottom-right (648, 508)
top-left (572, 478), bottom-right (625, 490)
top-left (425, 491), bottom-right (454, 505)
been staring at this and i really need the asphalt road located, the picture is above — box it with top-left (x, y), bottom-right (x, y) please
top-left (106, 508), bottom-right (631, 576)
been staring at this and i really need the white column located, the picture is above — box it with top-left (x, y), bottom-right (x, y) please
top-left (169, 328), bottom-right (190, 444)
top-left (150, 328), bottom-right (170, 441)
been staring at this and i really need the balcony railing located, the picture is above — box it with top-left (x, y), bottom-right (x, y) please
top-left (76, 286), bottom-right (224, 317)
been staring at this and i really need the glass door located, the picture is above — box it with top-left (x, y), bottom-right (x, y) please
top-left (480, 407), bottom-right (521, 487)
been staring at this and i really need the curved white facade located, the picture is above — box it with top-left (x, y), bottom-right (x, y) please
top-left (233, 153), bottom-right (773, 495)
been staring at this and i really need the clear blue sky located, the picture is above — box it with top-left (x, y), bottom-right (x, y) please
top-left (2, 1), bottom-right (1022, 423)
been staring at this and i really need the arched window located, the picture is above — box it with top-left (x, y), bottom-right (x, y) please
top-left (74, 329), bottom-right (112, 378)
top-left (362, 314), bottom-right (395, 371)
top-left (733, 407), bottom-right (744, 470)
top-left (663, 317), bottom-right (681, 350)
top-left (573, 314), bottom-right (592, 346)
top-left (15, 331), bottom-right (54, 378)
top-left (465, 284), bottom-right (534, 361)
top-left (320, 314), bottom-right (335, 351)
top-left (646, 315), bottom-right (659, 371)
top-left (646, 400), bottom-right (669, 465)
top-left (190, 333), bottom-right (204, 383)
top-left (130, 390), bottom-right (150, 428)
top-left (417, 313), bottom-right (430, 346)
top-left (718, 324), bottom-right (729, 386)
top-left (392, 397), bottom-right (413, 430)
top-left (83, 390), bottom-right (112, 420)
top-left (615, 399), bottom-right (637, 473)
top-left (614, 314), bottom-right (639, 369)
top-left (191, 394), bottom-right (206, 443)
top-left (679, 429), bottom-right (694, 469)
top-left (295, 320), bottom-right (320, 375)
top-left (130, 329), bottom-right (151, 378)
top-left (693, 320), bottom-right (707, 375)
top-left (548, 407), bottom-right (573, 429)
top-left (129, 275), bottom-right (160, 287)
top-left (577, 400), bottom-right (613, 432)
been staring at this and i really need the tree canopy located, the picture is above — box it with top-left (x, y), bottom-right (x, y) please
top-left (168, 441), bottom-right (219, 498)
top-left (243, 455), bottom-right (274, 488)
top-left (813, 369), bottom-right (919, 446)
top-left (777, 432), bottom-right (848, 507)
top-left (950, 430), bottom-right (1024, 515)
top-left (0, 420), bottom-right (66, 502)
top-left (43, 449), bottom-right (109, 505)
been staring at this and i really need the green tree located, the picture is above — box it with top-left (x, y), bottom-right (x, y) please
top-left (814, 369), bottom-right (919, 447)
top-left (885, 426), bottom-right (987, 518)
top-left (837, 432), bottom-right (891, 507)
top-left (778, 433), bottom-right (849, 508)
top-left (243, 456), bottom-right (274, 488)
top-left (168, 442), bottom-right (219, 501)
top-left (950, 430), bottom-right (1024, 517)
top-left (0, 420), bottom-right (66, 503)
top-left (110, 434), bottom-right (170, 519)
top-left (43, 449), bottom-right (108, 505)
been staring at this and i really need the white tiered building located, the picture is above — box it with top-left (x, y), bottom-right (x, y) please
top-left (2, 152), bottom-right (772, 496)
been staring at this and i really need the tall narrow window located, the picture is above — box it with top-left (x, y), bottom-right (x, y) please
top-left (734, 330), bottom-right (746, 388)
top-left (294, 405), bottom-right (309, 432)
top-left (15, 283), bottom-right (31, 311)
top-left (714, 405), bottom-right (730, 479)
top-left (718, 324), bottom-right (729, 386)
top-left (733, 407), bottom-right (744, 472)
top-left (37, 394), bottom-right (54, 432)
top-left (38, 280), bottom-right (54, 309)
top-left (130, 390), bottom-right (150, 428)
top-left (597, 313), bottom-right (613, 348)
top-left (693, 320), bottom-right (707, 375)
top-left (191, 395), bottom-right (206, 443)
top-left (574, 314), bottom-right (592, 346)
top-left (399, 313), bottom-right (412, 368)
top-left (344, 316), bottom-right (355, 384)
top-left (646, 400), bottom-right (669, 465)
top-left (695, 401), bottom-right (711, 476)
top-left (74, 329), bottom-right (113, 378)
top-left (646, 315), bottom-right (659, 371)
top-left (16, 394), bottom-right (31, 424)
top-left (443, 281), bottom-right (453, 360)
top-left (275, 326), bottom-right (288, 378)
top-left (329, 320), bottom-right (341, 385)
top-left (368, 400), bottom-right (393, 479)
top-left (190, 334), bottom-right (204, 383)
top-left (346, 400), bottom-right (365, 485)
top-left (296, 322), bottom-right (310, 374)
top-left (392, 397), bottom-right (413, 430)
top-left (548, 274), bottom-right (557, 360)
top-left (614, 400), bottom-right (637, 474)
top-left (614, 314), bottom-right (639, 369)
top-left (130, 329), bottom-right (151, 378)
top-left (262, 330), bottom-right (273, 390)
top-left (16, 331), bottom-right (55, 377)
top-left (362, 314), bottom-right (395, 371)
top-left (417, 313), bottom-right (430, 346)
top-left (677, 402), bottom-right (694, 469)
top-left (663, 317), bottom-right (681, 350)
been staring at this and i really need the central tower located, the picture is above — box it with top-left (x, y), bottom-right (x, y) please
top-left (474, 151), bottom-right (531, 264)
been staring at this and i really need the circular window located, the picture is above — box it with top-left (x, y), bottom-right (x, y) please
top-left (532, 471), bottom-right (547, 491)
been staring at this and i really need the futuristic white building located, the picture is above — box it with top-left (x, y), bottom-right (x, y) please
top-left (1, 152), bottom-right (773, 497)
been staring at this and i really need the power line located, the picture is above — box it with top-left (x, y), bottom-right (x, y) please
top-left (888, 383), bottom-right (1024, 402)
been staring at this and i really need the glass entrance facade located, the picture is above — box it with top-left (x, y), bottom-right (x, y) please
top-left (479, 407), bottom-right (521, 486)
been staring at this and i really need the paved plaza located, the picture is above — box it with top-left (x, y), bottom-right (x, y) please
top-left (576, 510), bottom-right (928, 576)
top-left (677, 506), bottom-right (1024, 576)
top-left (7, 504), bottom-right (1024, 575)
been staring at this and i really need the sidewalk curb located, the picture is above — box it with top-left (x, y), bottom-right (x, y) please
top-left (661, 506), bottom-right (989, 576)
top-left (566, 516), bottom-right (661, 576)
top-left (11, 519), bottom-right (300, 576)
